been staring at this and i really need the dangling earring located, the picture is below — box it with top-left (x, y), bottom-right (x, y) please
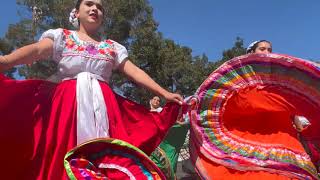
top-left (69, 8), bottom-right (79, 28)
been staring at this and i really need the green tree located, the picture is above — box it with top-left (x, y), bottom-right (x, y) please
top-left (188, 54), bottom-right (215, 93)
top-left (2, 0), bottom-right (221, 104)
top-left (0, 38), bottom-right (15, 78)
top-left (127, 32), bottom-right (214, 104)
top-left (7, 0), bottom-right (158, 80)
top-left (189, 37), bottom-right (246, 95)
top-left (213, 37), bottom-right (246, 70)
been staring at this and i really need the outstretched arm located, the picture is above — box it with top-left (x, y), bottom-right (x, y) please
top-left (0, 38), bottom-right (53, 72)
top-left (118, 59), bottom-right (183, 104)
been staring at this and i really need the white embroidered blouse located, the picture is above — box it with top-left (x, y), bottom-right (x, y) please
top-left (40, 28), bottom-right (129, 144)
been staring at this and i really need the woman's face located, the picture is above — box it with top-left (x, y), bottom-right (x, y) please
top-left (150, 96), bottom-right (161, 109)
top-left (254, 42), bottom-right (272, 54)
top-left (76, 0), bottom-right (104, 29)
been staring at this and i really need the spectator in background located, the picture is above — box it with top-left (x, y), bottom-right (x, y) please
top-left (150, 95), bottom-right (163, 112)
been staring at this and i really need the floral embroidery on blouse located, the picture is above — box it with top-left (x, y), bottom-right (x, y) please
top-left (62, 29), bottom-right (116, 61)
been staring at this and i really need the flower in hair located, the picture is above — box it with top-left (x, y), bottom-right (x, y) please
top-left (246, 41), bottom-right (259, 53)
top-left (69, 8), bottom-right (79, 28)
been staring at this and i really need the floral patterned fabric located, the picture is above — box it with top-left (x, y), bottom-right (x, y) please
top-left (40, 28), bottom-right (128, 82)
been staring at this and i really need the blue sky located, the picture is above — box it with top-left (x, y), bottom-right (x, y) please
top-left (1, 1), bottom-right (320, 61)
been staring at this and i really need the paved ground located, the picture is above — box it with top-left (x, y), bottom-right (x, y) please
top-left (175, 160), bottom-right (199, 180)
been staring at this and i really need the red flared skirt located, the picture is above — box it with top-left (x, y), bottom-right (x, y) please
top-left (0, 76), bottom-right (180, 179)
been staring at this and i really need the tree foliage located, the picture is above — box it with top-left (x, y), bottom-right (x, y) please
top-left (212, 37), bottom-right (246, 69)
top-left (2, 0), bottom-right (244, 105)
top-left (0, 38), bottom-right (16, 78)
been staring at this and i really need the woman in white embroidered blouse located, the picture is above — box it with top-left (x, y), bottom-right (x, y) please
top-left (0, 0), bottom-right (184, 179)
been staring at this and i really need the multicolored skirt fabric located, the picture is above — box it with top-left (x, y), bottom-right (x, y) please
top-left (65, 138), bottom-right (165, 179)
top-left (189, 53), bottom-right (320, 179)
